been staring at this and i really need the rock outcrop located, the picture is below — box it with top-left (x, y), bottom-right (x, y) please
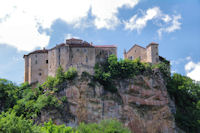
top-left (40, 69), bottom-right (178, 133)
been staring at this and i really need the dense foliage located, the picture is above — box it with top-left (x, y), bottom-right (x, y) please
top-left (167, 73), bottom-right (200, 133)
top-left (94, 55), bottom-right (170, 92)
top-left (0, 111), bottom-right (130, 133)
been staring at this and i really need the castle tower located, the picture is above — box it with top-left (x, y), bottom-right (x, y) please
top-left (23, 50), bottom-right (48, 84)
top-left (146, 42), bottom-right (159, 64)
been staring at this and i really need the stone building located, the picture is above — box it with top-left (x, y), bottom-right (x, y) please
top-left (24, 38), bottom-right (117, 84)
top-left (124, 42), bottom-right (160, 64)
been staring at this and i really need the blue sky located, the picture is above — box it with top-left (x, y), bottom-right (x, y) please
top-left (0, 0), bottom-right (200, 83)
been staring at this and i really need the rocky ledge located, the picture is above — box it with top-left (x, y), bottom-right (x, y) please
top-left (39, 69), bottom-right (179, 133)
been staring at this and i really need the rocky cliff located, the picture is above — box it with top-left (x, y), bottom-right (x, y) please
top-left (39, 69), bottom-right (178, 133)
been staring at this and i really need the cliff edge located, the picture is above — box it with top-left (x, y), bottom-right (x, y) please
top-left (39, 68), bottom-right (178, 133)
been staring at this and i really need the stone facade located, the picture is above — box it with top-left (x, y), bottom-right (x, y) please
top-left (124, 42), bottom-right (159, 64)
top-left (24, 38), bottom-right (117, 84)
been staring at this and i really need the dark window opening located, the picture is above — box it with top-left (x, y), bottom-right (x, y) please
top-left (135, 50), bottom-right (136, 53)
top-left (46, 60), bottom-right (48, 64)
top-left (35, 60), bottom-right (37, 64)
top-left (86, 56), bottom-right (88, 63)
top-left (77, 49), bottom-right (79, 52)
top-left (39, 73), bottom-right (42, 76)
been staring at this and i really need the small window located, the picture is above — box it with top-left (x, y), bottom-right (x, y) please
top-left (156, 53), bottom-right (158, 55)
top-left (35, 60), bottom-right (37, 64)
top-left (46, 60), bottom-right (48, 64)
top-left (39, 73), bottom-right (42, 76)
top-left (86, 56), bottom-right (88, 63)
top-left (135, 50), bottom-right (136, 53)
top-left (77, 49), bottom-right (79, 52)
top-left (35, 55), bottom-right (37, 58)
top-left (129, 56), bottom-right (133, 60)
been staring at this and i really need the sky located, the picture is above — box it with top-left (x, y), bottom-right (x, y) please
top-left (0, 0), bottom-right (200, 83)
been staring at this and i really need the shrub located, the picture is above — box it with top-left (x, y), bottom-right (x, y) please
top-left (77, 119), bottom-right (131, 133)
top-left (167, 73), bottom-right (200, 133)
top-left (0, 111), bottom-right (40, 133)
top-left (41, 120), bottom-right (73, 133)
top-left (64, 67), bottom-right (77, 80)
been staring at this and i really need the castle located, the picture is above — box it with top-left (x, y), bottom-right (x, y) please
top-left (24, 38), bottom-right (117, 84)
top-left (124, 42), bottom-right (159, 64)
top-left (24, 39), bottom-right (161, 85)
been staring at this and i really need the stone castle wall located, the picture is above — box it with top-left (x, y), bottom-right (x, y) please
top-left (124, 43), bottom-right (159, 64)
top-left (24, 39), bottom-right (117, 84)
top-left (25, 52), bottom-right (48, 84)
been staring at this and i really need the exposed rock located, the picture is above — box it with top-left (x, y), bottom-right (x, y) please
top-left (39, 69), bottom-right (180, 133)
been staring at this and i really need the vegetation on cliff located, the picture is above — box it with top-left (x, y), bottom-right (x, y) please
top-left (0, 55), bottom-right (200, 132)
top-left (94, 55), bottom-right (170, 92)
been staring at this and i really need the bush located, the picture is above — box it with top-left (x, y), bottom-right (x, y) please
top-left (0, 79), bottom-right (19, 111)
top-left (77, 119), bottom-right (131, 133)
top-left (64, 67), bottom-right (77, 80)
top-left (41, 120), bottom-right (73, 133)
top-left (167, 73), bottom-right (200, 133)
top-left (0, 111), bottom-right (40, 133)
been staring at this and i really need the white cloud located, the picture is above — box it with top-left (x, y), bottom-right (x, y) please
top-left (65, 34), bottom-right (80, 40)
top-left (185, 61), bottom-right (200, 81)
top-left (0, 0), bottom-right (140, 51)
top-left (124, 6), bottom-right (181, 36)
top-left (158, 15), bottom-right (181, 37)
top-left (91, 0), bottom-right (139, 29)
top-left (124, 7), bottom-right (161, 32)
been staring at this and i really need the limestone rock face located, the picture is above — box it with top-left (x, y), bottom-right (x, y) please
top-left (40, 70), bottom-right (179, 133)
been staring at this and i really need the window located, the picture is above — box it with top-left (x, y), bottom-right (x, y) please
top-left (77, 48), bottom-right (79, 52)
top-left (86, 56), bottom-right (88, 63)
top-left (129, 56), bottom-right (133, 60)
top-left (135, 50), bottom-right (136, 53)
top-left (46, 60), bottom-right (48, 64)
top-left (35, 60), bottom-right (37, 64)
top-left (39, 73), bottom-right (42, 76)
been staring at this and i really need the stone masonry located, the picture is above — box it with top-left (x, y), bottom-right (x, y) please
top-left (124, 42), bottom-right (160, 64)
top-left (24, 38), bottom-right (117, 84)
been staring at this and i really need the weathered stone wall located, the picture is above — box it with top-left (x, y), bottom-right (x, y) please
top-left (124, 45), bottom-right (147, 62)
top-left (48, 48), bottom-right (57, 77)
top-left (95, 47), bottom-right (117, 63)
top-left (24, 41), bottom-right (117, 84)
top-left (24, 56), bottom-right (29, 82)
top-left (125, 43), bottom-right (159, 64)
top-left (28, 53), bottom-right (48, 84)
top-left (68, 47), bottom-right (96, 74)
top-left (146, 44), bottom-right (159, 64)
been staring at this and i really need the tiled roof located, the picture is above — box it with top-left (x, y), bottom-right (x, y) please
top-left (94, 45), bottom-right (116, 48)
top-left (23, 49), bottom-right (48, 57)
top-left (146, 42), bottom-right (159, 48)
top-left (126, 44), bottom-right (145, 54)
